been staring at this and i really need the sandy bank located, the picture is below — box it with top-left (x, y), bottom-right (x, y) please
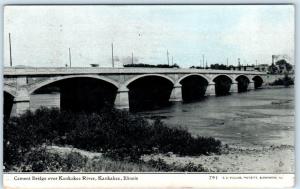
top-left (46, 144), bottom-right (294, 173)
top-left (142, 145), bottom-right (294, 173)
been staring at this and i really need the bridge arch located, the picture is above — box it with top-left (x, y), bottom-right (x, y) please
top-left (212, 74), bottom-right (234, 96)
top-left (211, 74), bottom-right (234, 83)
top-left (124, 74), bottom-right (174, 112)
top-left (252, 75), bottom-right (264, 89)
top-left (235, 74), bottom-right (251, 82)
top-left (123, 74), bottom-right (175, 88)
top-left (3, 85), bottom-right (17, 97)
top-left (235, 75), bottom-right (250, 93)
top-left (176, 74), bottom-right (209, 102)
top-left (29, 75), bottom-right (119, 95)
top-left (29, 75), bottom-right (119, 112)
top-left (176, 74), bottom-right (210, 85)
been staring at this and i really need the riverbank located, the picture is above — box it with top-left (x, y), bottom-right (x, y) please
top-left (4, 108), bottom-right (221, 172)
top-left (140, 87), bottom-right (294, 147)
top-left (262, 85), bottom-right (294, 89)
top-left (137, 87), bottom-right (294, 173)
top-left (45, 143), bottom-right (294, 173)
top-left (142, 144), bottom-right (294, 173)
top-left (4, 87), bottom-right (294, 172)
top-left (45, 145), bottom-right (206, 172)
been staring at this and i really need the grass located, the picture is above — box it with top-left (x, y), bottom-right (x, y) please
top-left (8, 146), bottom-right (157, 172)
top-left (270, 76), bottom-right (294, 86)
top-left (8, 145), bottom-right (208, 172)
top-left (4, 107), bottom-right (221, 172)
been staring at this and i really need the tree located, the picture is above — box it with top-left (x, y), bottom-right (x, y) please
top-left (275, 59), bottom-right (293, 72)
top-left (268, 64), bottom-right (278, 74)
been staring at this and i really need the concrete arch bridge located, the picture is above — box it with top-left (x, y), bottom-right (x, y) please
top-left (3, 67), bottom-right (266, 117)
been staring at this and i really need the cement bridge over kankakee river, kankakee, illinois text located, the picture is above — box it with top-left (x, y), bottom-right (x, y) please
top-left (3, 67), bottom-right (267, 117)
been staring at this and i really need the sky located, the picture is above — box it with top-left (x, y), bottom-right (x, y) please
top-left (4, 5), bottom-right (294, 68)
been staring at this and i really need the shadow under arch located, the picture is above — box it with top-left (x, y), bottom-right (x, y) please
top-left (30, 76), bottom-right (118, 112)
top-left (213, 74), bottom-right (233, 96)
top-left (178, 74), bottom-right (209, 102)
top-left (3, 91), bottom-right (15, 120)
top-left (126, 75), bottom-right (174, 112)
top-left (29, 75), bottom-right (119, 95)
top-left (252, 76), bottom-right (264, 89)
top-left (235, 75), bottom-right (250, 93)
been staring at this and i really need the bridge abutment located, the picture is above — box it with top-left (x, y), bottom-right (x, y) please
top-left (230, 82), bottom-right (238, 93)
top-left (114, 88), bottom-right (130, 110)
top-left (205, 82), bottom-right (216, 96)
top-left (169, 84), bottom-right (182, 102)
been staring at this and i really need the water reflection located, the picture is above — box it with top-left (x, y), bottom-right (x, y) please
top-left (138, 87), bottom-right (294, 147)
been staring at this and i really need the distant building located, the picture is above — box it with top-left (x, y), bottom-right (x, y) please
top-left (230, 65), bottom-right (255, 71)
top-left (90, 64), bottom-right (99, 67)
top-left (245, 66), bottom-right (255, 71)
top-left (254, 64), bottom-right (269, 72)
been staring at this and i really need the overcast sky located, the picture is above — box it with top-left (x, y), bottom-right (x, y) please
top-left (4, 5), bottom-right (294, 68)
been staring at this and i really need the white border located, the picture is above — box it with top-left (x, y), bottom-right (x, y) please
top-left (0, 1), bottom-right (298, 189)
top-left (3, 173), bottom-right (295, 188)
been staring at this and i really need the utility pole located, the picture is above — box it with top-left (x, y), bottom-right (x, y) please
top-left (167, 50), bottom-right (170, 66)
top-left (227, 58), bottom-right (229, 67)
top-left (131, 52), bottom-right (134, 64)
top-left (172, 56), bottom-right (174, 65)
top-left (9, 33), bottom-right (12, 67)
top-left (202, 54), bottom-right (205, 69)
top-left (199, 59), bottom-right (201, 68)
top-left (111, 43), bottom-right (114, 68)
top-left (68, 48), bottom-right (72, 67)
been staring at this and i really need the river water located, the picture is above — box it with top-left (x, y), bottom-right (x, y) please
top-left (139, 87), bottom-right (295, 148)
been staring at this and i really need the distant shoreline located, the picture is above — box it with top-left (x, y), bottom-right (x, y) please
top-left (263, 85), bottom-right (294, 89)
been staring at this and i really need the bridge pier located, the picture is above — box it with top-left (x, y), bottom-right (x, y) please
top-left (169, 84), bottom-right (182, 102)
top-left (11, 96), bottom-right (30, 117)
top-left (248, 82), bottom-right (255, 90)
top-left (11, 82), bottom-right (31, 116)
top-left (205, 82), bottom-right (215, 96)
top-left (114, 88), bottom-right (130, 110)
top-left (230, 82), bottom-right (238, 93)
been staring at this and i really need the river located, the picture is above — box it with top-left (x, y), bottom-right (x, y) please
top-left (138, 87), bottom-right (295, 148)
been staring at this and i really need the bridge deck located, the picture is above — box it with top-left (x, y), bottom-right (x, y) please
top-left (4, 67), bottom-right (266, 76)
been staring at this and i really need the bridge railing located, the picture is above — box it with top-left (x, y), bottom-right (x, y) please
top-left (3, 67), bottom-right (266, 76)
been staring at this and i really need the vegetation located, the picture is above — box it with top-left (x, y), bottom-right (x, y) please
top-left (4, 108), bottom-right (221, 172)
top-left (275, 60), bottom-right (293, 72)
top-left (8, 146), bottom-right (157, 172)
top-left (190, 66), bottom-right (207, 69)
top-left (268, 59), bottom-right (293, 74)
top-left (210, 64), bottom-right (231, 70)
top-left (8, 146), bottom-right (207, 172)
top-left (124, 63), bottom-right (179, 68)
top-left (270, 76), bottom-right (294, 86)
top-left (146, 158), bottom-right (206, 172)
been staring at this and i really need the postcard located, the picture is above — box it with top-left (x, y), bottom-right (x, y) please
top-left (3, 4), bottom-right (295, 188)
